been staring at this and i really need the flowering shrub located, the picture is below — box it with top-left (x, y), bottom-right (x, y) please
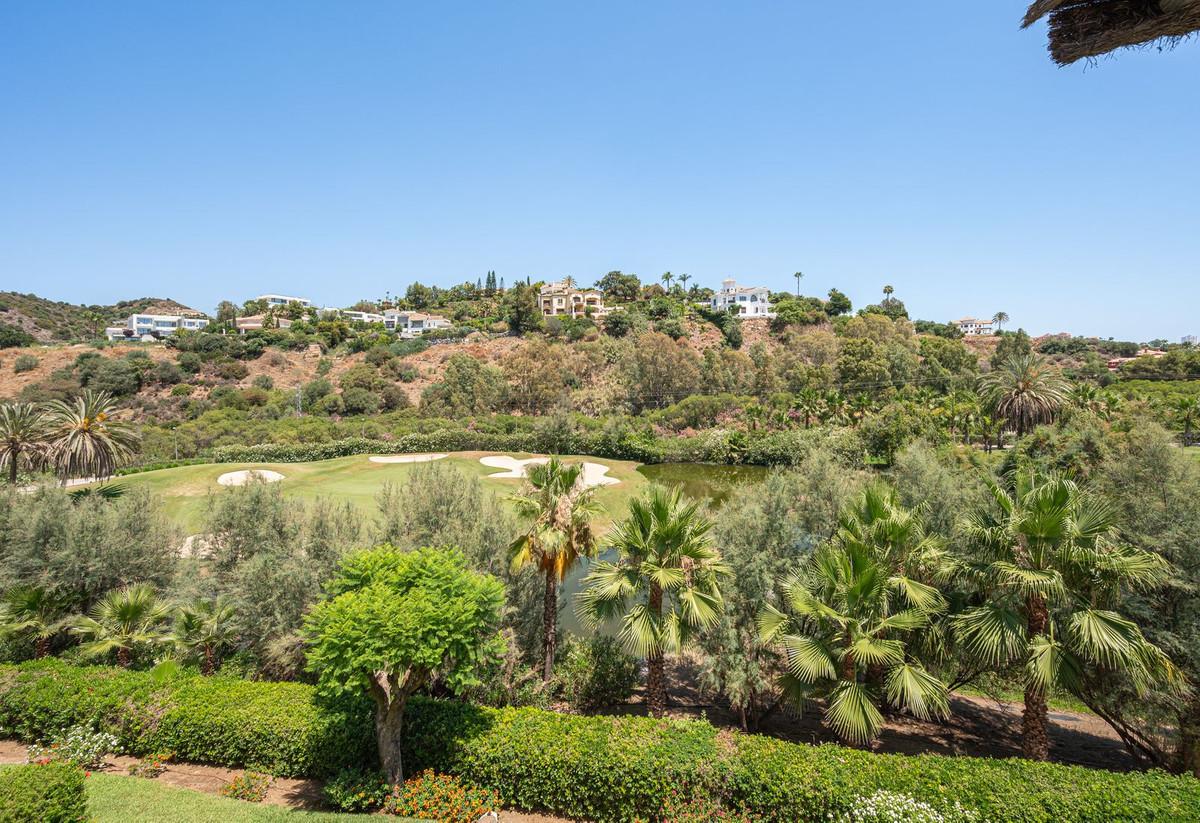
top-left (322, 766), bottom-right (392, 813)
top-left (220, 771), bottom-right (272, 803)
top-left (832, 791), bottom-right (980, 823)
top-left (659, 788), bottom-right (752, 822)
top-left (383, 770), bottom-right (500, 823)
top-left (27, 724), bottom-right (120, 769)
top-left (127, 751), bottom-right (173, 779)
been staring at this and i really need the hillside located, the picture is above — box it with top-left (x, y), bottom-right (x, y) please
top-left (0, 291), bottom-right (201, 342)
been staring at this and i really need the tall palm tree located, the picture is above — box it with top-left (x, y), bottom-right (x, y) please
top-left (0, 586), bottom-right (68, 658)
top-left (0, 403), bottom-right (49, 485)
top-left (794, 271), bottom-right (803, 295)
top-left (979, 354), bottom-right (1070, 437)
top-left (678, 273), bottom-right (691, 293)
top-left (508, 457), bottom-right (602, 681)
top-left (578, 486), bottom-right (728, 716)
top-left (45, 390), bottom-right (139, 481)
top-left (660, 272), bottom-right (674, 291)
top-left (172, 597), bottom-right (237, 675)
top-left (955, 473), bottom-right (1174, 761)
top-left (71, 583), bottom-right (172, 668)
top-left (882, 284), bottom-right (894, 301)
top-left (992, 311), bottom-right (1009, 333)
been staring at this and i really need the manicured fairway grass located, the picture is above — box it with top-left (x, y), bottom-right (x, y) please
top-left (101, 451), bottom-right (647, 533)
top-left (1187, 446), bottom-right (1200, 463)
top-left (86, 773), bottom-right (418, 822)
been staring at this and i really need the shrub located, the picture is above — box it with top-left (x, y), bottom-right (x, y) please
top-left (660, 788), bottom-right (752, 823)
top-left (215, 359), bottom-right (250, 381)
top-left (323, 766), bottom-right (392, 813)
top-left (556, 636), bottom-right (639, 712)
top-left (220, 771), bottom-right (271, 803)
top-left (176, 352), bottom-right (202, 374)
top-left (13, 354), bottom-right (38, 374)
top-left (126, 751), bottom-right (172, 779)
top-left (0, 762), bottom-right (87, 823)
top-left (383, 770), bottom-right (499, 823)
top-left (833, 791), bottom-right (979, 823)
top-left (364, 347), bottom-right (395, 367)
top-left (26, 725), bottom-right (120, 769)
top-left (252, 374), bottom-right (274, 390)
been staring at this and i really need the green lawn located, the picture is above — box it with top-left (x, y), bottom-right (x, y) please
top-left (97, 451), bottom-right (647, 533)
top-left (86, 773), bottom-right (420, 822)
top-left (1186, 446), bottom-right (1200, 463)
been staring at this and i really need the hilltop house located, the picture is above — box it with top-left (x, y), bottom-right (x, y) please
top-left (341, 310), bottom-right (386, 324)
top-left (383, 309), bottom-right (451, 338)
top-left (710, 279), bottom-right (773, 318)
top-left (955, 317), bottom-right (994, 336)
top-left (255, 294), bottom-right (311, 308)
top-left (105, 313), bottom-right (209, 341)
top-left (539, 281), bottom-right (608, 318)
top-left (235, 314), bottom-right (293, 334)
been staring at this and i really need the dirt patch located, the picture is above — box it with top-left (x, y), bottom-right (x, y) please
top-left (0, 344), bottom-right (176, 399)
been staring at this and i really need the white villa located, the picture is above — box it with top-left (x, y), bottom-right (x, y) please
top-left (383, 309), bottom-right (452, 338)
top-left (710, 279), bottom-right (773, 318)
top-left (539, 281), bottom-right (608, 318)
top-left (955, 317), bottom-right (994, 336)
top-left (256, 294), bottom-right (311, 308)
top-left (235, 314), bottom-right (293, 334)
top-left (105, 313), bottom-right (209, 341)
top-left (341, 310), bottom-right (386, 324)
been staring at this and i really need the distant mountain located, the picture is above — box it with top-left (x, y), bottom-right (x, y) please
top-left (0, 292), bottom-right (203, 343)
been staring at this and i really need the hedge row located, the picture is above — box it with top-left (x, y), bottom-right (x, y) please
top-left (0, 660), bottom-right (371, 778)
top-left (0, 762), bottom-right (87, 823)
top-left (209, 426), bottom-right (862, 468)
top-left (3, 662), bottom-right (1196, 822)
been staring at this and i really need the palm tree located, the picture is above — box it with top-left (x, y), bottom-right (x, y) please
top-left (955, 473), bottom-right (1174, 761)
top-left (508, 457), bottom-right (602, 681)
top-left (578, 486), bottom-right (728, 717)
top-left (1174, 396), bottom-right (1200, 445)
top-left (795, 388), bottom-right (823, 429)
top-left (992, 311), bottom-right (1009, 333)
top-left (71, 583), bottom-right (172, 668)
top-left (979, 354), bottom-right (1070, 437)
top-left (172, 597), bottom-right (237, 675)
top-left (0, 403), bottom-right (49, 485)
top-left (660, 272), bottom-right (674, 291)
top-left (0, 586), bottom-right (68, 658)
top-left (794, 271), bottom-right (803, 295)
top-left (45, 390), bottom-right (139, 481)
top-left (1070, 383), bottom-right (1101, 414)
top-left (678, 273), bottom-right (691, 294)
top-left (882, 284), bottom-right (894, 301)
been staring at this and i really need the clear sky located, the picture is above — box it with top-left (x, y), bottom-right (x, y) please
top-left (1, 2), bottom-right (1196, 341)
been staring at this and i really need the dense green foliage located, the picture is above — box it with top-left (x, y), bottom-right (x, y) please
top-left (0, 762), bottom-right (87, 823)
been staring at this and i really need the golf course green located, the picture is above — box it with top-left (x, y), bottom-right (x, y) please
top-left (99, 452), bottom-right (649, 533)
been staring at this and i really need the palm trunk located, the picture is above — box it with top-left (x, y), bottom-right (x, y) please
top-left (542, 570), bottom-right (557, 682)
top-left (7, 452), bottom-right (17, 486)
top-left (117, 646), bottom-right (132, 668)
top-left (1022, 594), bottom-right (1051, 761)
top-left (35, 637), bottom-right (49, 659)
top-left (646, 583), bottom-right (667, 718)
top-left (202, 644), bottom-right (216, 676)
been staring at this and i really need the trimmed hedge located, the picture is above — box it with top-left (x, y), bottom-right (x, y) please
top-left (0, 762), bottom-right (87, 823)
top-left (2, 662), bottom-right (1198, 822)
top-left (0, 660), bottom-right (372, 778)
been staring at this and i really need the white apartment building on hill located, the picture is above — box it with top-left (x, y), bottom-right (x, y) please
top-left (105, 313), bottom-right (209, 341)
top-left (955, 317), bottom-right (994, 336)
top-left (710, 279), bottom-right (773, 318)
top-left (383, 309), bottom-right (452, 338)
top-left (256, 294), bottom-right (311, 308)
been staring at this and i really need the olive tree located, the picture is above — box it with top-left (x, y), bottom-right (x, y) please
top-left (303, 547), bottom-right (504, 783)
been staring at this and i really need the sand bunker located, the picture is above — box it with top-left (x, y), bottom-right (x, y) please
top-left (479, 455), bottom-right (619, 489)
top-left (217, 469), bottom-right (285, 486)
top-left (368, 453), bottom-right (448, 464)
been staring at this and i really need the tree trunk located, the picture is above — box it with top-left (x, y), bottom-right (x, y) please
top-left (7, 453), bottom-right (17, 486)
top-left (117, 646), bottom-right (131, 668)
top-left (542, 570), bottom-right (557, 682)
top-left (1180, 694), bottom-right (1200, 779)
top-left (202, 644), bottom-right (216, 676)
top-left (1022, 594), bottom-right (1050, 761)
top-left (374, 695), bottom-right (408, 785)
top-left (35, 636), bottom-right (49, 659)
top-left (646, 583), bottom-right (667, 718)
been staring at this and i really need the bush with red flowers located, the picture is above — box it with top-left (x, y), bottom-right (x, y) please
top-left (383, 770), bottom-right (499, 823)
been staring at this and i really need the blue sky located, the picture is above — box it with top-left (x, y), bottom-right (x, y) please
top-left (1, 2), bottom-right (1196, 341)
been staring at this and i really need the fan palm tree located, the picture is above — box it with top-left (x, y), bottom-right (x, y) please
top-left (0, 402), bottom-right (49, 485)
top-left (578, 486), bottom-right (729, 717)
top-left (71, 583), bottom-right (172, 668)
top-left (172, 597), bottom-right (238, 675)
top-left (992, 311), bottom-right (1009, 333)
top-left (508, 457), bottom-right (602, 681)
top-left (44, 390), bottom-right (138, 481)
top-left (1173, 396), bottom-right (1200, 444)
top-left (0, 586), bottom-right (68, 658)
top-left (794, 271), bottom-right (803, 295)
top-left (882, 284), bottom-right (894, 302)
top-left (795, 388), bottom-right (823, 429)
top-left (1070, 383), bottom-right (1101, 414)
top-left (955, 473), bottom-right (1174, 761)
top-left (979, 354), bottom-right (1070, 437)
